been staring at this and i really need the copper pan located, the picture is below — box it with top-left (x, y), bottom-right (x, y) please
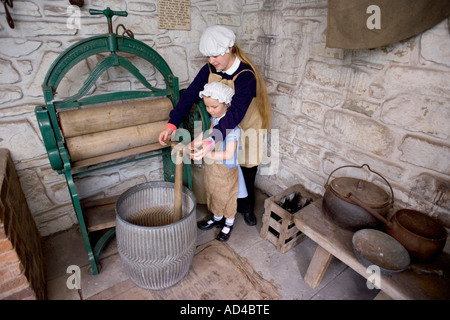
top-left (347, 194), bottom-right (447, 263)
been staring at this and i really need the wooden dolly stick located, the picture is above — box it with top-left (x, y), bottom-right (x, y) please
top-left (164, 140), bottom-right (189, 223)
top-left (174, 149), bottom-right (183, 222)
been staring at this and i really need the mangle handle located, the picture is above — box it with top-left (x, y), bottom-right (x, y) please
top-left (89, 7), bottom-right (128, 33)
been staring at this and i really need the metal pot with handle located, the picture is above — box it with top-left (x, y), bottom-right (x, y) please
top-left (322, 164), bottom-right (394, 231)
top-left (347, 194), bottom-right (447, 263)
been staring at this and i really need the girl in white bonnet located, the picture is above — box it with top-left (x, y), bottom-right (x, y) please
top-left (159, 25), bottom-right (271, 227)
top-left (192, 81), bottom-right (247, 242)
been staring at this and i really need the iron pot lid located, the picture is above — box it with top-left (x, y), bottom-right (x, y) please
top-left (329, 177), bottom-right (391, 208)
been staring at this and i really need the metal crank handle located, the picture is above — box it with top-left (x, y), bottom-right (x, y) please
top-left (89, 7), bottom-right (128, 34)
top-left (89, 7), bottom-right (128, 18)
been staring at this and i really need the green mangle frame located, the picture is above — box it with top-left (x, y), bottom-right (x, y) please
top-left (34, 8), bottom-right (209, 274)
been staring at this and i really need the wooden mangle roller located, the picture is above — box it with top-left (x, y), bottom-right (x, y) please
top-left (60, 97), bottom-right (172, 162)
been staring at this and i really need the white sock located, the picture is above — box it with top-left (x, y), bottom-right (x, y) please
top-left (225, 218), bottom-right (235, 226)
top-left (222, 218), bottom-right (235, 234)
top-left (207, 215), bottom-right (223, 224)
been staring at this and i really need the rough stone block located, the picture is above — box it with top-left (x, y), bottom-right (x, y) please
top-left (386, 66), bottom-right (450, 96)
top-left (410, 173), bottom-right (450, 209)
top-left (399, 136), bottom-right (450, 174)
top-left (382, 94), bottom-right (450, 139)
top-left (300, 85), bottom-right (343, 108)
top-left (0, 59), bottom-right (20, 84)
top-left (351, 40), bottom-right (413, 64)
top-left (16, 21), bottom-right (77, 36)
top-left (324, 110), bottom-right (394, 157)
top-left (342, 99), bottom-right (380, 117)
top-left (294, 148), bottom-right (321, 171)
top-left (301, 101), bottom-right (323, 120)
top-left (305, 60), bottom-right (370, 95)
top-left (346, 150), bottom-right (405, 181)
top-left (420, 20), bottom-right (450, 66)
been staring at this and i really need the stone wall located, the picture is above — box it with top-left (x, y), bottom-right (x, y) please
top-left (0, 0), bottom-right (448, 236)
top-left (254, 1), bottom-right (450, 229)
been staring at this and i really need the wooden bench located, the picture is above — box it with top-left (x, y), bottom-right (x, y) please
top-left (293, 199), bottom-right (450, 300)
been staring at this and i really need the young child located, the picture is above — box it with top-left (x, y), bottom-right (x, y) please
top-left (159, 25), bottom-right (271, 227)
top-left (192, 81), bottom-right (247, 242)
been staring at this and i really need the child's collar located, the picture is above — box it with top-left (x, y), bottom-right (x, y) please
top-left (213, 113), bottom-right (226, 122)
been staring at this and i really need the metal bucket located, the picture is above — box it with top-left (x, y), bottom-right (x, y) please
top-left (115, 181), bottom-right (197, 290)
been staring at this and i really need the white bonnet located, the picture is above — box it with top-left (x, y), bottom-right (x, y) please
top-left (199, 25), bottom-right (236, 57)
top-left (199, 82), bottom-right (234, 105)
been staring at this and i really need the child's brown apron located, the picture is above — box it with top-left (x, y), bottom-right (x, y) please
top-left (194, 66), bottom-right (263, 209)
top-left (203, 123), bottom-right (239, 218)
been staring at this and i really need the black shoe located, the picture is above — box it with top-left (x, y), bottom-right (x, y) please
top-left (243, 211), bottom-right (257, 226)
top-left (198, 217), bottom-right (224, 230)
top-left (217, 225), bottom-right (233, 242)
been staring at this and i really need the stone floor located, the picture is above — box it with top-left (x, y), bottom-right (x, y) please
top-left (42, 189), bottom-right (382, 301)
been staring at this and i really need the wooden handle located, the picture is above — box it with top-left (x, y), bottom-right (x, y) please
top-left (162, 139), bottom-right (179, 148)
top-left (173, 149), bottom-right (183, 222)
top-left (163, 140), bottom-right (186, 222)
top-left (347, 193), bottom-right (392, 227)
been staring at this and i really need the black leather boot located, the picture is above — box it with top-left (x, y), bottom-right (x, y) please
top-left (243, 211), bottom-right (256, 226)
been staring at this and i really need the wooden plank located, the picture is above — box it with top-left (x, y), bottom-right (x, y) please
top-left (286, 225), bottom-right (300, 238)
top-left (268, 218), bottom-right (282, 232)
top-left (293, 199), bottom-right (450, 300)
top-left (82, 195), bottom-right (119, 208)
top-left (279, 233), bottom-right (306, 254)
top-left (265, 232), bottom-right (280, 247)
top-left (304, 245), bottom-right (333, 288)
top-left (82, 196), bottom-right (118, 232)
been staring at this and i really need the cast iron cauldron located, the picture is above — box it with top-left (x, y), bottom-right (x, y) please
top-left (322, 164), bottom-right (394, 231)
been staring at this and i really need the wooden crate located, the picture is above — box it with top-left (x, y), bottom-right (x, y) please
top-left (261, 184), bottom-right (319, 253)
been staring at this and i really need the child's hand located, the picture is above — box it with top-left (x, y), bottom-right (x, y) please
top-left (190, 137), bottom-right (214, 160)
top-left (159, 127), bottom-right (174, 145)
top-left (189, 133), bottom-right (204, 151)
top-left (171, 142), bottom-right (184, 155)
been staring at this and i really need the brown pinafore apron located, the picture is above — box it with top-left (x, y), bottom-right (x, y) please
top-left (202, 65), bottom-right (263, 218)
top-left (203, 131), bottom-right (239, 217)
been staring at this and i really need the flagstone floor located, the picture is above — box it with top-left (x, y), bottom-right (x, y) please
top-left (43, 189), bottom-right (382, 300)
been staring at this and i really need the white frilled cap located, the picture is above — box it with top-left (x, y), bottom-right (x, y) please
top-left (199, 82), bottom-right (234, 105)
top-left (199, 25), bottom-right (236, 57)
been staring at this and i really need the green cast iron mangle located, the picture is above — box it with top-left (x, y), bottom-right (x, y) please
top-left (35, 8), bottom-right (209, 275)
